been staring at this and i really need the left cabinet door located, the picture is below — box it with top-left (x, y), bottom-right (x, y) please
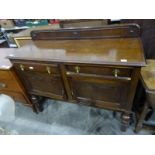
top-left (13, 62), bottom-right (66, 100)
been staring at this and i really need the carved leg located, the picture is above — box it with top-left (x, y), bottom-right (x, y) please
top-left (135, 103), bottom-right (148, 133)
top-left (113, 111), bottom-right (116, 118)
top-left (30, 95), bottom-right (43, 113)
top-left (32, 104), bottom-right (39, 114)
top-left (121, 113), bottom-right (130, 132)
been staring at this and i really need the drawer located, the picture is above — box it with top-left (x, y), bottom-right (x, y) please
top-left (14, 63), bottom-right (60, 74)
top-left (0, 91), bottom-right (26, 103)
top-left (0, 79), bottom-right (21, 92)
top-left (66, 65), bottom-right (132, 78)
top-left (0, 70), bottom-right (13, 80)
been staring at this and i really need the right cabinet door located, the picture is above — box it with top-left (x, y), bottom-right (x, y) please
top-left (67, 73), bottom-right (131, 110)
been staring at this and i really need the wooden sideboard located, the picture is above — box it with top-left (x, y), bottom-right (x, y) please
top-left (8, 24), bottom-right (146, 131)
top-left (0, 49), bottom-right (32, 109)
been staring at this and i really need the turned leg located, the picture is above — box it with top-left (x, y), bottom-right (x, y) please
top-left (113, 111), bottom-right (117, 118)
top-left (30, 94), bottom-right (40, 113)
top-left (32, 104), bottom-right (39, 114)
top-left (121, 113), bottom-right (130, 132)
top-left (135, 102), bottom-right (148, 133)
top-left (30, 95), bottom-right (43, 113)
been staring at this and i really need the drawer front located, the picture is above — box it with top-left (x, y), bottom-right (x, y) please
top-left (14, 63), bottom-right (60, 74)
top-left (0, 91), bottom-right (26, 103)
top-left (0, 70), bottom-right (13, 80)
top-left (66, 65), bottom-right (132, 78)
top-left (0, 79), bottom-right (21, 92)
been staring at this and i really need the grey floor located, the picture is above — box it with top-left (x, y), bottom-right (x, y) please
top-left (0, 99), bottom-right (153, 135)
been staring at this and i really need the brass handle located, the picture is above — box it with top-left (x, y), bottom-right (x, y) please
top-left (113, 69), bottom-right (120, 77)
top-left (66, 72), bottom-right (70, 75)
top-left (0, 83), bottom-right (6, 88)
top-left (46, 66), bottom-right (51, 74)
top-left (29, 66), bottom-right (34, 70)
top-left (20, 64), bottom-right (24, 71)
top-left (71, 91), bottom-right (74, 96)
top-left (75, 66), bottom-right (80, 73)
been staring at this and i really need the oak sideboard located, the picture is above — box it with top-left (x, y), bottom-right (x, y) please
top-left (8, 24), bottom-right (146, 131)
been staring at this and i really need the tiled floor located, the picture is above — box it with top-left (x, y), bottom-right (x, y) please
top-left (0, 99), bottom-right (153, 135)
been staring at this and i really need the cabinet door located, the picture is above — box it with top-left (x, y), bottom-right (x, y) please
top-left (68, 74), bottom-right (130, 109)
top-left (14, 63), bottom-right (65, 100)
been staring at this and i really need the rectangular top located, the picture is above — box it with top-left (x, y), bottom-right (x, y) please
top-left (141, 59), bottom-right (155, 91)
top-left (7, 38), bottom-right (146, 67)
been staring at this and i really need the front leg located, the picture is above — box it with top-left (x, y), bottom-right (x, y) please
top-left (121, 113), bottom-right (130, 132)
top-left (30, 94), bottom-right (43, 113)
top-left (135, 103), bottom-right (148, 133)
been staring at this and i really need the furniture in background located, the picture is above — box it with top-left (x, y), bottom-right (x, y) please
top-left (0, 20), bottom-right (15, 29)
top-left (0, 24), bottom-right (28, 48)
top-left (135, 59), bottom-right (155, 132)
top-left (121, 19), bottom-right (155, 59)
top-left (59, 19), bottom-right (108, 28)
top-left (0, 25), bottom-right (9, 48)
top-left (0, 49), bottom-right (34, 111)
top-left (12, 20), bottom-right (108, 48)
top-left (11, 25), bottom-right (60, 48)
top-left (8, 24), bottom-right (146, 131)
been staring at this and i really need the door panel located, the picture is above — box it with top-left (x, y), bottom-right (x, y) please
top-left (68, 75), bottom-right (130, 108)
top-left (14, 63), bottom-right (65, 100)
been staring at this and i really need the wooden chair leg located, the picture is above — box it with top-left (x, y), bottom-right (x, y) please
top-left (135, 102), bottom-right (148, 133)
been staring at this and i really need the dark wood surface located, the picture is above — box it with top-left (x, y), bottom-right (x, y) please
top-left (31, 24), bottom-right (140, 40)
top-left (59, 19), bottom-right (108, 28)
top-left (7, 38), bottom-right (145, 67)
top-left (121, 19), bottom-right (155, 59)
top-left (12, 25), bottom-right (60, 38)
top-left (8, 25), bottom-right (146, 131)
top-left (14, 63), bottom-right (65, 100)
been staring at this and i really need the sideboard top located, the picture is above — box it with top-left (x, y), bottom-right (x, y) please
top-left (7, 37), bottom-right (146, 67)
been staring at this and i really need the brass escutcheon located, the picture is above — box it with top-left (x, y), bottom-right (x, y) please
top-left (113, 69), bottom-right (120, 77)
top-left (20, 64), bottom-right (24, 71)
top-left (46, 66), bottom-right (51, 74)
top-left (74, 66), bottom-right (80, 73)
